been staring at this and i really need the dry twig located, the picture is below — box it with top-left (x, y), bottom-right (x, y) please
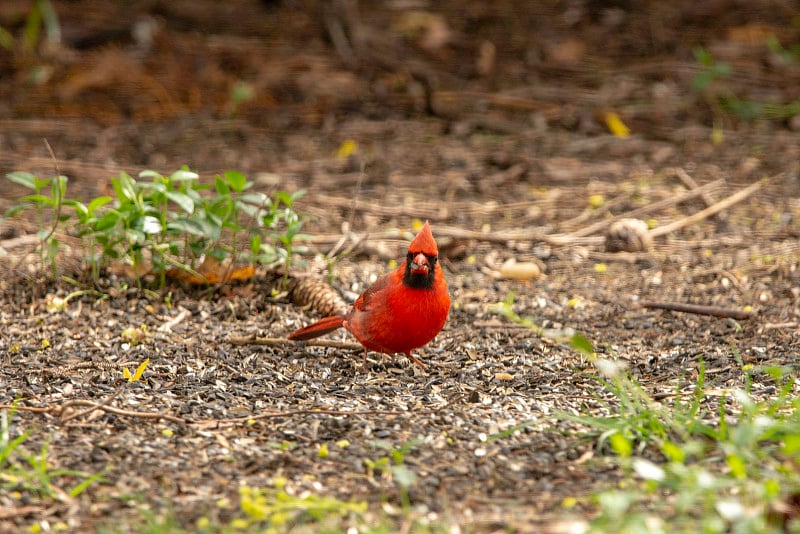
top-left (649, 178), bottom-right (768, 238)
top-left (59, 387), bottom-right (123, 424)
top-left (674, 167), bottom-right (717, 208)
top-left (564, 178), bottom-right (724, 238)
top-left (58, 400), bottom-right (187, 424)
top-left (642, 301), bottom-right (755, 320)
top-left (0, 400), bottom-right (187, 424)
top-left (228, 334), bottom-right (363, 351)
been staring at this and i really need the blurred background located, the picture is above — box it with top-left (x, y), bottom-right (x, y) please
top-left (1, 0), bottom-right (799, 207)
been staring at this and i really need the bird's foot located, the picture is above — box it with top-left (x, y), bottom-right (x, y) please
top-left (405, 352), bottom-right (427, 370)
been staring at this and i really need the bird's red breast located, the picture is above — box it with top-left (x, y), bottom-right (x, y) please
top-left (345, 264), bottom-right (449, 355)
top-left (288, 221), bottom-right (450, 363)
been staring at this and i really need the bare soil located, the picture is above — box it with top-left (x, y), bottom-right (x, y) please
top-left (1, 1), bottom-right (800, 532)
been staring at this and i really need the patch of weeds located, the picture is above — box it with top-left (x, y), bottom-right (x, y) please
top-left (0, 403), bottom-right (107, 509)
top-left (766, 34), bottom-right (800, 65)
top-left (105, 482), bottom-right (454, 534)
top-left (567, 357), bottom-right (800, 533)
top-left (5, 167), bottom-right (307, 288)
top-left (692, 44), bottom-right (800, 131)
top-left (232, 479), bottom-right (367, 531)
top-left (0, 0), bottom-right (60, 57)
top-left (5, 170), bottom-right (67, 277)
top-left (692, 47), bottom-right (732, 94)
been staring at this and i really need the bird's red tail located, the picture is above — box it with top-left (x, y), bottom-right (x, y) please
top-left (288, 316), bottom-right (345, 341)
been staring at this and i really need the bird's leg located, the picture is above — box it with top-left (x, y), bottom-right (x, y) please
top-left (405, 352), bottom-right (427, 370)
top-left (361, 348), bottom-right (370, 371)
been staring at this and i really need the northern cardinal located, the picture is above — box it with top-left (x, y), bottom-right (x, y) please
top-left (288, 221), bottom-right (450, 368)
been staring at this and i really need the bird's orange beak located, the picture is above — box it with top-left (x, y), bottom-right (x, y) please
top-left (410, 253), bottom-right (430, 275)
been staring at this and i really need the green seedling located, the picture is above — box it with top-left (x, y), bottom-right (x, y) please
top-left (5, 167), bottom-right (307, 288)
top-left (571, 358), bottom-right (800, 534)
top-left (1, 403), bottom-right (106, 504)
top-left (5, 170), bottom-right (67, 277)
top-left (235, 481), bottom-right (366, 530)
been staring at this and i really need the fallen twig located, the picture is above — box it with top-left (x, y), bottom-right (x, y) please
top-left (0, 399), bottom-right (187, 424)
top-left (228, 334), bottom-right (363, 351)
top-left (58, 400), bottom-right (187, 424)
top-left (674, 167), bottom-right (717, 209)
top-left (299, 176), bottom-right (766, 252)
top-left (642, 301), bottom-right (755, 320)
top-left (0, 505), bottom-right (43, 520)
top-left (157, 307), bottom-right (192, 332)
top-left (59, 387), bottom-right (123, 424)
top-left (763, 322), bottom-right (798, 330)
top-left (649, 177), bottom-right (769, 238)
top-left (564, 178), bottom-right (724, 238)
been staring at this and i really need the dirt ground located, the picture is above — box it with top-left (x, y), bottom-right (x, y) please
top-left (1, 1), bottom-right (800, 532)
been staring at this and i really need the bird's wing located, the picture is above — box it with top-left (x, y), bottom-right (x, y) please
top-left (352, 271), bottom-right (395, 313)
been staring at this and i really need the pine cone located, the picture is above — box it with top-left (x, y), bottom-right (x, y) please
top-left (288, 277), bottom-right (349, 317)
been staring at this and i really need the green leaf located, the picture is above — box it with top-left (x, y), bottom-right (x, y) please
top-left (0, 26), bottom-right (14, 51)
top-left (126, 228), bottom-right (146, 244)
top-left (167, 218), bottom-right (207, 237)
top-left (764, 478), bottom-right (781, 499)
top-left (137, 170), bottom-right (163, 180)
top-left (20, 194), bottom-right (56, 206)
top-left (170, 169), bottom-right (199, 182)
top-left (22, 1), bottom-right (42, 54)
top-left (6, 171), bottom-right (37, 189)
top-left (224, 170), bottom-right (247, 192)
top-left (240, 192), bottom-right (271, 207)
top-left (51, 175), bottom-right (68, 200)
top-left (137, 215), bottom-right (162, 235)
top-left (239, 202), bottom-right (265, 218)
top-left (250, 234), bottom-right (262, 255)
top-left (87, 196), bottom-right (113, 214)
top-left (692, 71), bottom-right (713, 92)
top-left (214, 174), bottom-right (230, 196)
top-left (609, 432), bottom-right (632, 457)
top-left (166, 191), bottom-right (195, 214)
top-left (64, 199), bottom-right (88, 218)
top-left (189, 216), bottom-right (221, 241)
top-left (660, 441), bottom-right (685, 463)
top-left (3, 205), bottom-right (28, 217)
top-left (275, 191), bottom-right (293, 206)
top-left (782, 434), bottom-right (800, 455)
top-left (693, 46), bottom-right (711, 66)
top-left (570, 333), bottom-right (594, 355)
top-left (725, 453), bottom-right (747, 479)
top-left (69, 468), bottom-right (106, 498)
top-left (94, 211), bottom-right (120, 232)
top-left (112, 173), bottom-right (137, 203)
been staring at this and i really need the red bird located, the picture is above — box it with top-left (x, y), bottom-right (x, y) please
top-left (288, 221), bottom-right (450, 368)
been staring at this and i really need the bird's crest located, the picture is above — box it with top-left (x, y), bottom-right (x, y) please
top-left (408, 220), bottom-right (438, 256)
